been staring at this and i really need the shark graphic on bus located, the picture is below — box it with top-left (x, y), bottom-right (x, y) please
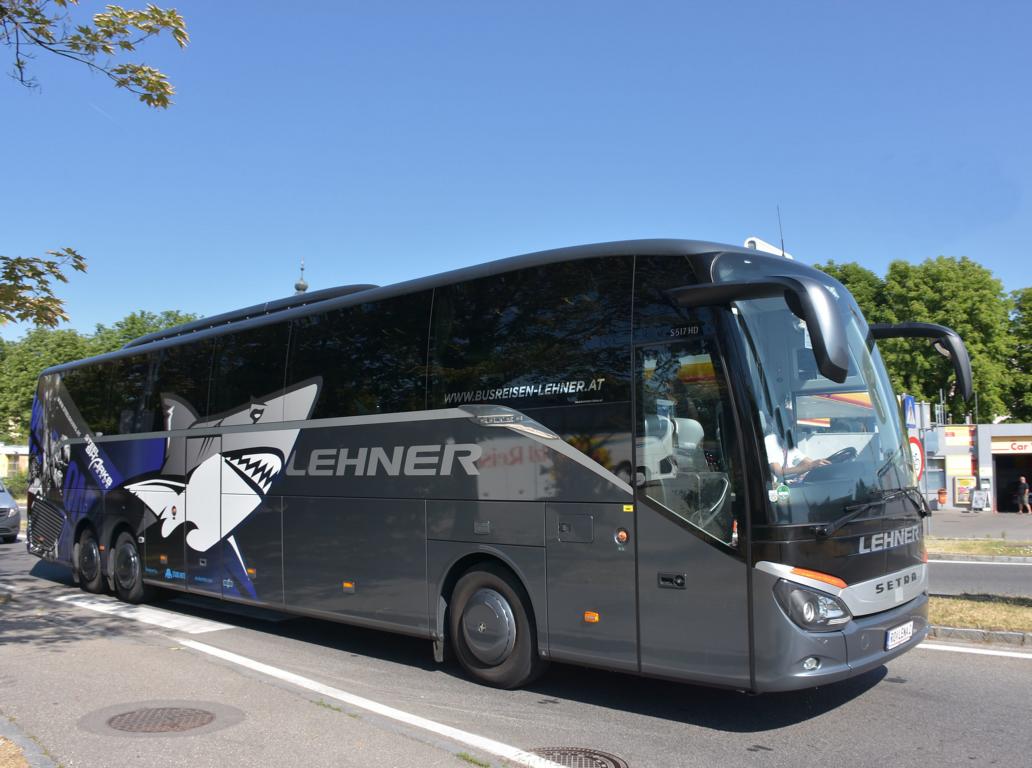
top-left (126, 380), bottom-right (320, 553)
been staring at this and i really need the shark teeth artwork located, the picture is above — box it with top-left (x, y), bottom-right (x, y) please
top-left (126, 381), bottom-right (319, 554)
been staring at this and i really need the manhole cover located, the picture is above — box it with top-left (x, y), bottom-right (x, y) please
top-left (107, 707), bottom-right (215, 733)
top-left (532, 747), bottom-right (629, 768)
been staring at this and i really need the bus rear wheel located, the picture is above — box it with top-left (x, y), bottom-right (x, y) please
top-left (448, 564), bottom-right (546, 689)
top-left (112, 531), bottom-right (148, 604)
top-left (75, 528), bottom-right (105, 594)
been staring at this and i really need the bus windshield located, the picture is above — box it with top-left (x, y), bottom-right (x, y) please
top-left (715, 254), bottom-right (911, 527)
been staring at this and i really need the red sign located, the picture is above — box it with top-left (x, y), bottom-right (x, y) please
top-left (909, 436), bottom-right (925, 481)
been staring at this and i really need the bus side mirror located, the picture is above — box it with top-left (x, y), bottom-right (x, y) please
top-left (665, 275), bottom-right (850, 384)
top-left (868, 322), bottom-right (973, 401)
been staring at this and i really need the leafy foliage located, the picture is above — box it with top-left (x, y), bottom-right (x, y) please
top-left (90, 309), bottom-right (198, 353)
top-left (0, 248), bottom-right (86, 327)
top-left (0, 326), bottom-right (91, 441)
top-left (815, 256), bottom-right (1020, 421)
top-left (4, 468), bottom-right (28, 497)
top-left (0, 309), bottom-right (198, 441)
top-left (1009, 288), bottom-right (1032, 422)
top-left (0, 0), bottom-right (188, 108)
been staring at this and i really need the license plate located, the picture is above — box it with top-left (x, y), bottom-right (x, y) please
top-left (885, 620), bottom-right (914, 650)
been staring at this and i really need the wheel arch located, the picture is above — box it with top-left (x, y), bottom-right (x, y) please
top-left (430, 543), bottom-right (548, 662)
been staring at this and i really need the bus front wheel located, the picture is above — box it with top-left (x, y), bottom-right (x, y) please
top-left (448, 564), bottom-right (546, 689)
top-left (112, 531), bottom-right (148, 604)
top-left (75, 528), bottom-right (105, 594)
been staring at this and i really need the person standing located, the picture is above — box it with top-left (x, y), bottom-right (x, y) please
top-left (1019, 476), bottom-right (1031, 514)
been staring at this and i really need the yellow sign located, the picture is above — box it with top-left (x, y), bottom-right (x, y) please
top-left (954, 476), bottom-right (977, 505)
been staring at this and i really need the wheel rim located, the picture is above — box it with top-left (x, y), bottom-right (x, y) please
top-left (461, 588), bottom-right (517, 666)
top-left (80, 539), bottom-right (100, 582)
top-left (114, 541), bottom-right (139, 591)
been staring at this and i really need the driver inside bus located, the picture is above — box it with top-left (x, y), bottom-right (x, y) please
top-left (762, 404), bottom-right (830, 481)
top-left (765, 432), bottom-right (829, 479)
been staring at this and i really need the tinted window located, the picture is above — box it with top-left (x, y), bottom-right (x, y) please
top-left (209, 323), bottom-right (290, 421)
top-left (287, 292), bottom-right (432, 419)
top-left (633, 254), bottom-right (701, 343)
top-left (108, 354), bottom-right (153, 434)
top-left (152, 339), bottom-right (215, 424)
top-left (62, 363), bottom-right (113, 435)
top-left (429, 257), bottom-right (633, 409)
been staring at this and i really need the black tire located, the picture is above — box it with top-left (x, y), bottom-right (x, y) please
top-left (448, 563), bottom-right (547, 689)
top-left (111, 531), bottom-right (149, 604)
top-left (75, 528), bottom-right (105, 594)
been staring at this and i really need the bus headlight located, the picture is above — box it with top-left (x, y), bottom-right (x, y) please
top-left (774, 579), bottom-right (851, 632)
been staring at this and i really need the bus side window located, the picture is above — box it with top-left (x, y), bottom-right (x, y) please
top-left (286, 292), bottom-right (432, 419)
top-left (209, 322), bottom-right (291, 422)
top-left (428, 258), bottom-right (633, 410)
top-left (152, 339), bottom-right (216, 424)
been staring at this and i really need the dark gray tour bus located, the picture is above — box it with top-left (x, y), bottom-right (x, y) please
top-left (25, 240), bottom-right (972, 692)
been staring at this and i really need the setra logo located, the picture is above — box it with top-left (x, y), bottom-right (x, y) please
top-left (874, 570), bottom-right (920, 594)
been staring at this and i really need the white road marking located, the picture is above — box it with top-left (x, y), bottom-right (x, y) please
top-left (931, 560), bottom-right (1032, 566)
top-left (54, 593), bottom-right (233, 634)
top-left (179, 639), bottom-right (565, 768)
top-left (920, 642), bottom-right (1032, 660)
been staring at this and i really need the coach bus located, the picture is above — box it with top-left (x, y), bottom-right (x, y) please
top-left (26, 239), bottom-right (972, 693)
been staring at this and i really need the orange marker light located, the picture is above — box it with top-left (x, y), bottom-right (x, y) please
top-left (790, 567), bottom-right (847, 590)
top-left (583, 611), bottom-right (600, 624)
top-left (615, 528), bottom-right (629, 545)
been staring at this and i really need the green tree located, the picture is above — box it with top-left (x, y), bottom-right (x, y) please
top-left (0, 0), bottom-right (188, 108)
top-left (1, 247), bottom-right (86, 327)
top-left (0, 327), bottom-right (91, 441)
top-left (1008, 287), bottom-right (1032, 422)
top-left (816, 256), bottom-right (1013, 421)
top-left (91, 309), bottom-right (199, 354)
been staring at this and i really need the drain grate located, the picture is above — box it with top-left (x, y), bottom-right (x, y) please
top-left (107, 707), bottom-right (215, 733)
top-left (532, 747), bottom-right (629, 768)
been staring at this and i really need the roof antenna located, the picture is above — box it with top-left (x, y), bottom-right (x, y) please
top-left (294, 256), bottom-right (308, 295)
top-left (777, 204), bottom-right (786, 259)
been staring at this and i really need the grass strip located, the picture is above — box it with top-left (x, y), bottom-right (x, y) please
top-left (926, 538), bottom-right (1032, 557)
top-left (929, 594), bottom-right (1032, 633)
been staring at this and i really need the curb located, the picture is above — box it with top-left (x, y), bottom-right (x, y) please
top-left (928, 624), bottom-right (1032, 647)
top-left (0, 716), bottom-right (60, 768)
top-left (928, 553), bottom-right (1032, 563)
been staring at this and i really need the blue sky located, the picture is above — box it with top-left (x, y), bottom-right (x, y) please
top-left (3, 1), bottom-right (1030, 340)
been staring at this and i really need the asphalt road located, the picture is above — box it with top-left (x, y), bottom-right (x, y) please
top-left (928, 559), bottom-right (1032, 598)
top-left (3, 540), bottom-right (1032, 768)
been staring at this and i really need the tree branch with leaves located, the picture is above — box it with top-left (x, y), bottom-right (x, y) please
top-left (0, 0), bottom-right (188, 108)
top-left (0, 247), bottom-right (86, 327)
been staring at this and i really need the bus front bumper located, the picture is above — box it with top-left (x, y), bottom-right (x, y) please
top-left (753, 586), bottom-right (929, 693)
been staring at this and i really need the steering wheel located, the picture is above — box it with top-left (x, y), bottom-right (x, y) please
top-left (824, 446), bottom-right (858, 464)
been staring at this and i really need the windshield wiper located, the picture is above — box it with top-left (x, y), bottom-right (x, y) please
top-left (811, 488), bottom-right (912, 538)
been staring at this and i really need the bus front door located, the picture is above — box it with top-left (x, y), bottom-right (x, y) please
top-left (634, 340), bottom-right (750, 688)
